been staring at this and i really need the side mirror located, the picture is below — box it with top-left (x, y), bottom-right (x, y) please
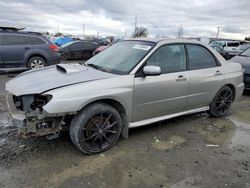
top-left (143, 65), bottom-right (161, 76)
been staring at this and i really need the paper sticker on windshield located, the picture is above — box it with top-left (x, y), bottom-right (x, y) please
top-left (132, 44), bottom-right (151, 51)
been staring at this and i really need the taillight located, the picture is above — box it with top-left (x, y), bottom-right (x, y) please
top-left (49, 44), bottom-right (58, 52)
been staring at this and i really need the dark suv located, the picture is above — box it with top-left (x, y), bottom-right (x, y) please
top-left (0, 27), bottom-right (61, 69)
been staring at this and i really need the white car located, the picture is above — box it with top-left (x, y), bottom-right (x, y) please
top-left (6, 38), bottom-right (244, 154)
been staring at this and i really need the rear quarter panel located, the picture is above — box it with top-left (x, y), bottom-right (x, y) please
top-left (221, 61), bottom-right (244, 100)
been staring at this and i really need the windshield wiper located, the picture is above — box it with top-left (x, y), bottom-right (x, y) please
top-left (87, 63), bottom-right (108, 72)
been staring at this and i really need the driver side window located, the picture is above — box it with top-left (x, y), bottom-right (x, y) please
top-left (146, 44), bottom-right (186, 74)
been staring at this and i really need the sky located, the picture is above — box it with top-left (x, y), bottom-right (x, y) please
top-left (0, 0), bottom-right (249, 39)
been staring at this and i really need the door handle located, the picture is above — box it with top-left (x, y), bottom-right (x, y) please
top-left (215, 70), bottom-right (222, 76)
top-left (24, 47), bottom-right (30, 50)
top-left (176, 75), bottom-right (187, 82)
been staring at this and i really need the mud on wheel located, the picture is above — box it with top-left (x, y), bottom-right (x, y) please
top-left (208, 86), bottom-right (234, 117)
top-left (70, 103), bottom-right (122, 154)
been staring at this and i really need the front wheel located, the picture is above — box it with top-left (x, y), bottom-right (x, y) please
top-left (208, 86), bottom-right (233, 117)
top-left (70, 103), bottom-right (122, 154)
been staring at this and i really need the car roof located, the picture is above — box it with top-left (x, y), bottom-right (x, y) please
top-left (73, 41), bottom-right (98, 45)
top-left (0, 27), bottom-right (43, 36)
top-left (125, 37), bottom-right (202, 45)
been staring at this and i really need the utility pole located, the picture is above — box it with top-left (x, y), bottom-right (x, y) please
top-left (134, 14), bottom-right (137, 37)
top-left (178, 24), bottom-right (183, 38)
top-left (216, 26), bottom-right (220, 38)
top-left (97, 32), bottom-right (100, 38)
top-left (124, 30), bottom-right (127, 37)
top-left (82, 23), bottom-right (85, 36)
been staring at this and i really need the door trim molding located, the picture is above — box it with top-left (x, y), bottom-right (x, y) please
top-left (129, 106), bottom-right (209, 128)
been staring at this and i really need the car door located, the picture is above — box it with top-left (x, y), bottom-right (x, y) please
top-left (185, 44), bottom-right (224, 110)
top-left (82, 43), bottom-right (97, 59)
top-left (132, 44), bottom-right (189, 122)
top-left (69, 42), bottom-right (82, 59)
top-left (2, 34), bottom-right (31, 67)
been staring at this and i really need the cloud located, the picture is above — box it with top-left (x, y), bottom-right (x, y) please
top-left (0, 0), bottom-right (249, 39)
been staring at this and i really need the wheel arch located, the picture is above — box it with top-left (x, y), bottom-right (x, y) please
top-left (81, 98), bottom-right (129, 139)
top-left (27, 54), bottom-right (47, 67)
top-left (224, 83), bottom-right (236, 101)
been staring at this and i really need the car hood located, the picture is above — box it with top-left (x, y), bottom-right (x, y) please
top-left (5, 63), bottom-right (117, 96)
top-left (230, 55), bottom-right (250, 73)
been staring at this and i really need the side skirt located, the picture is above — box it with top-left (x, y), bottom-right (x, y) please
top-left (129, 106), bottom-right (209, 128)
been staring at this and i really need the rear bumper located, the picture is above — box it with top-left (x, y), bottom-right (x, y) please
top-left (47, 53), bottom-right (61, 65)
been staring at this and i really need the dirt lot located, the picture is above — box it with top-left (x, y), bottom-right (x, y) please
top-left (0, 71), bottom-right (250, 188)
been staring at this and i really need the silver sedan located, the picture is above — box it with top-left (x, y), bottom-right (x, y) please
top-left (6, 38), bottom-right (244, 154)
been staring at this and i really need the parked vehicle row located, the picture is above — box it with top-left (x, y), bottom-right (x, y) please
top-left (209, 40), bottom-right (250, 60)
top-left (230, 47), bottom-right (250, 90)
top-left (6, 39), bottom-right (244, 154)
top-left (0, 27), bottom-right (61, 69)
top-left (211, 45), bottom-right (231, 60)
top-left (58, 41), bottom-right (99, 60)
top-left (0, 27), bottom-right (110, 70)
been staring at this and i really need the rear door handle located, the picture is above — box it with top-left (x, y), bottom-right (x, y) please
top-left (215, 70), bottom-right (222, 76)
top-left (24, 47), bottom-right (30, 50)
top-left (176, 75), bottom-right (187, 82)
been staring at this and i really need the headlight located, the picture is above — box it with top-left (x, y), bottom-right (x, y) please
top-left (13, 94), bottom-right (52, 112)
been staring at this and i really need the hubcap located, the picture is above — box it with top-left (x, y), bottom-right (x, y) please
top-left (30, 59), bottom-right (45, 69)
top-left (81, 112), bottom-right (119, 152)
top-left (215, 89), bottom-right (232, 114)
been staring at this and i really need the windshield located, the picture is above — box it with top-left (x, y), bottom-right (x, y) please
top-left (85, 40), bottom-right (155, 75)
top-left (240, 48), bottom-right (250, 57)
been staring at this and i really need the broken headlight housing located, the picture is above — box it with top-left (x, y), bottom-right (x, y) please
top-left (13, 94), bottom-right (52, 112)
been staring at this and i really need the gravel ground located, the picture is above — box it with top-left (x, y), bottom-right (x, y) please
top-left (0, 67), bottom-right (250, 188)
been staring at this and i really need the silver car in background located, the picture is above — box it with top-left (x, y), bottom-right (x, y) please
top-left (5, 38), bottom-right (244, 154)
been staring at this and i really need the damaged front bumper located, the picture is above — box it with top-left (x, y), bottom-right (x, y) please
top-left (6, 93), bottom-right (70, 138)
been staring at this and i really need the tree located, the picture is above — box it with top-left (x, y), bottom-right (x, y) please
top-left (245, 36), bottom-right (250, 41)
top-left (54, 32), bottom-right (63, 37)
top-left (177, 25), bottom-right (184, 38)
top-left (133, 26), bottom-right (148, 38)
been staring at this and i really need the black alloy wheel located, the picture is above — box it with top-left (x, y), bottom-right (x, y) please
top-left (208, 86), bottom-right (233, 117)
top-left (70, 103), bottom-right (122, 154)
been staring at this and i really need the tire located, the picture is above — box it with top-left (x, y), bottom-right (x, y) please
top-left (70, 103), bottom-right (122, 154)
top-left (60, 53), bottom-right (67, 60)
top-left (208, 86), bottom-right (233, 117)
top-left (28, 56), bottom-right (46, 69)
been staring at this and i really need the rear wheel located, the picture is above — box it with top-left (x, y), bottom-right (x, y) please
top-left (60, 53), bottom-right (67, 60)
top-left (208, 86), bottom-right (233, 117)
top-left (28, 56), bottom-right (46, 69)
top-left (70, 103), bottom-right (122, 154)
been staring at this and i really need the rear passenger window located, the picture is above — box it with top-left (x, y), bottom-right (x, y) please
top-left (85, 43), bottom-right (97, 49)
top-left (31, 37), bottom-right (46, 45)
top-left (227, 42), bottom-right (239, 47)
top-left (187, 44), bottom-right (217, 70)
top-left (2, 35), bottom-right (31, 45)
